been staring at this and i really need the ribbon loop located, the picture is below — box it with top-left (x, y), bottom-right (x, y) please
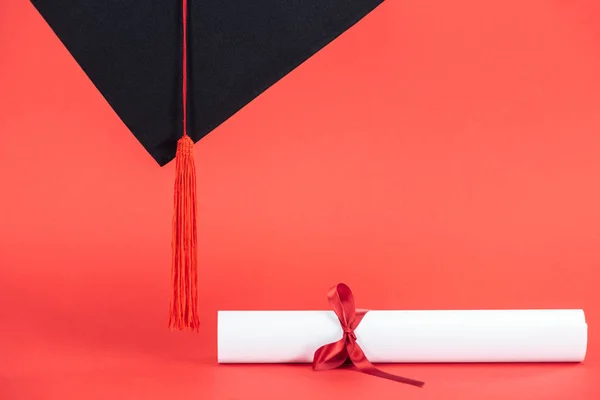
top-left (312, 283), bottom-right (425, 387)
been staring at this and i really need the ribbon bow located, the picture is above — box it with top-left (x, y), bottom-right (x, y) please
top-left (312, 283), bottom-right (425, 387)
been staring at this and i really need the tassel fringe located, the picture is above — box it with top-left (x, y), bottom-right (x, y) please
top-left (169, 134), bottom-right (199, 331)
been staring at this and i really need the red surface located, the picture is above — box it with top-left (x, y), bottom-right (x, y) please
top-left (2, 0), bottom-right (600, 399)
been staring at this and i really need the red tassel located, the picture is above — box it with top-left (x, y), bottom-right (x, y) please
top-left (169, 0), bottom-right (198, 331)
top-left (169, 134), bottom-right (199, 331)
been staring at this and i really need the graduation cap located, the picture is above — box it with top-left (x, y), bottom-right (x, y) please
top-left (30, 0), bottom-right (384, 330)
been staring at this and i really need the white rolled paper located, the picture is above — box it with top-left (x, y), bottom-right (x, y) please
top-left (218, 310), bottom-right (587, 363)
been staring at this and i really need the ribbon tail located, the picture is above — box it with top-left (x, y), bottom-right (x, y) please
top-left (347, 341), bottom-right (424, 387)
top-left (359, 365), bottom-right (425, 387)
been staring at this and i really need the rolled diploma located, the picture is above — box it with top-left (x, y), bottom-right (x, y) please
top-left (218, 310), bottom-right (587, 363)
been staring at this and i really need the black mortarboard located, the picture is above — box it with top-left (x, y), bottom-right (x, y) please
top-left (30, 0), bottom-right (384, 330)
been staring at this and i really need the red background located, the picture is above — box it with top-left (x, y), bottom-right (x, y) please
top-left (2, 0), bottom-right (600, 398)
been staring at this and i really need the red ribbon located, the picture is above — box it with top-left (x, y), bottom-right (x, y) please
top-left (312, 283), bottom-right (425, 387)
